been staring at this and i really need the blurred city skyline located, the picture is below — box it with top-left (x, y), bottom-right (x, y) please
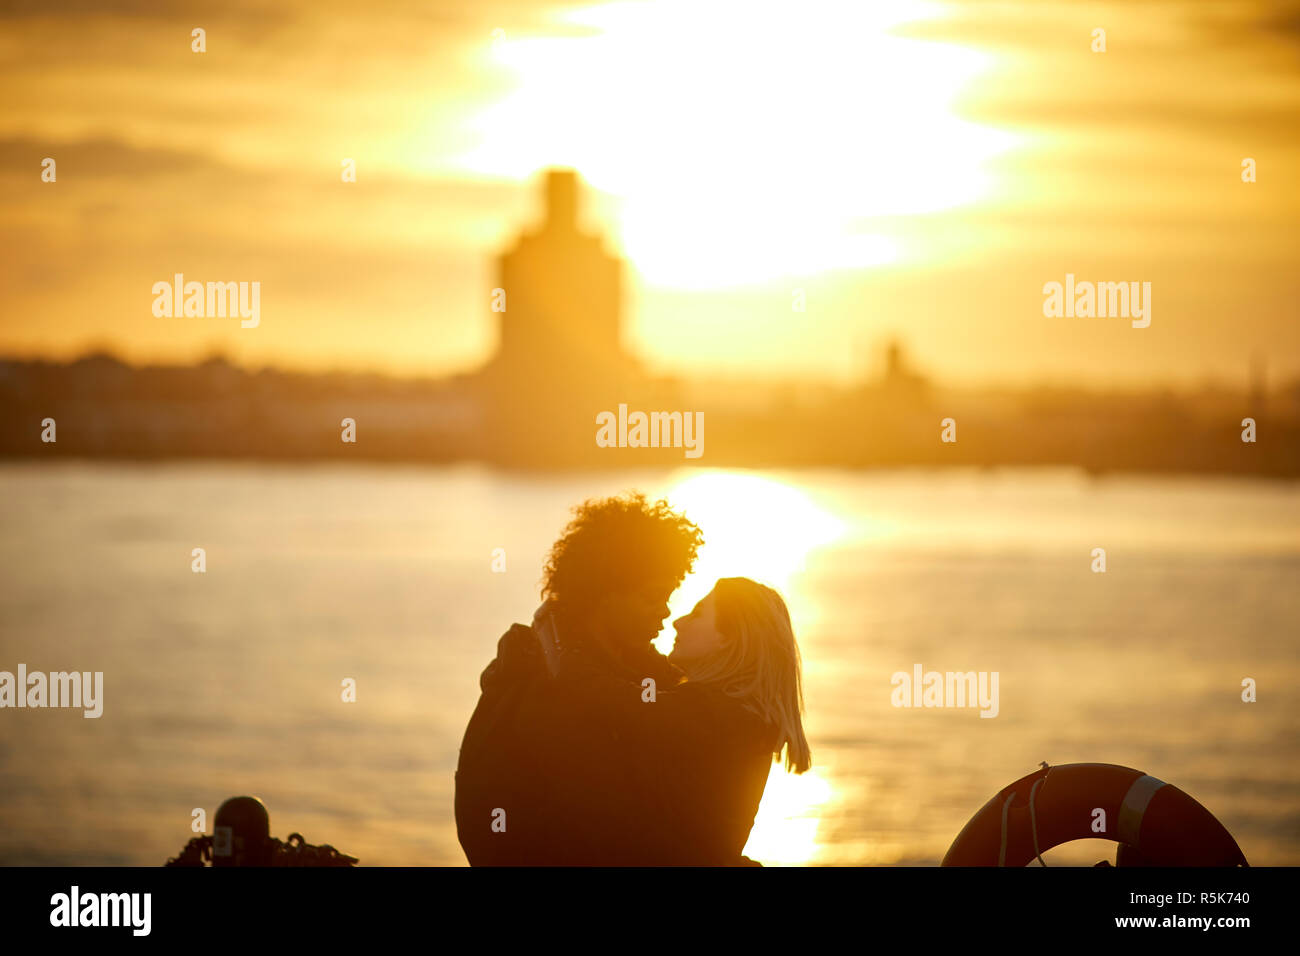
top-left (2, 0), bottom-right (1299, 388)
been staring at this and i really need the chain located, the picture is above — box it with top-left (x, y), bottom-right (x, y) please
top-left (165, 833), bottom-right (358, 867)
top-left (164, 835), bottom-right (213, 867)
top-left (268, 833), bottom-right (358, 867)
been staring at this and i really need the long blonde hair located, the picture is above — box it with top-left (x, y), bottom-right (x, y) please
top-left (684, 577), bottom-right (811, 773)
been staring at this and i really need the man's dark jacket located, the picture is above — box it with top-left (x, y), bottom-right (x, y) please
top-left (454, 622), bottom-right (686, 865)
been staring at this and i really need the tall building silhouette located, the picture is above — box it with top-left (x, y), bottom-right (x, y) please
top-left (474, 169), bottom-right (649, 464)
top-left (484, 169), bottom-right (633, 384)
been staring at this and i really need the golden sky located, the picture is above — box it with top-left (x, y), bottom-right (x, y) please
top-left (1, 0), bottom-right (1298, 387)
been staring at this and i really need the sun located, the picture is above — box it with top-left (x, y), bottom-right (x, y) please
top-left (463, 0), bottom-right (1017, 287)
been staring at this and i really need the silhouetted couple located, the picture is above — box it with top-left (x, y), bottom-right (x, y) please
top-left (454, 492), bottom-right (811, 866)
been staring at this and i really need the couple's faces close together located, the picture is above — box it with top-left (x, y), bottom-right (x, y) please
top-left (594, 578), bottom-right (726, 668)
top-left (668, 592), bottom-right (726, 668)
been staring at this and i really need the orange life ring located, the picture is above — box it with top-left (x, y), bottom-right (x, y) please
top-left (941, 762), bottom-right (1248, 866)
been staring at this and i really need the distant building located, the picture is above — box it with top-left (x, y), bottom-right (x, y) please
top-left (474, 169), bottom-right (652, 464)
top-left (862, 339), bottom-right (929, 408)
top-left (481, 169), bottom-right (636, 385)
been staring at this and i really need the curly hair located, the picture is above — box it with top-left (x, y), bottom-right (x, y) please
top-left (541, 492), bottom-right (704, 608)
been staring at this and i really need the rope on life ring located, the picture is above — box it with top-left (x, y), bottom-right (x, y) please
top-left (1027, 776), bottom-right (1046, 867)
top-left (945, 762), bottom-right (1247, 867)
top-left (1000, 762), bottom-right (1049, 867)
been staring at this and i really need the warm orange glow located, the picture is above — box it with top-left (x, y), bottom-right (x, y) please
top-left (743, 765), bottom-right (834, 865)
top-left (654, 470), bottom-right (844, 649)
top-left (466, 0), bottom-right (1015, 287)
top-left (3, 0), bottom-right (1298, 876)
top-left (2, 1), bottom-right (1296, 384)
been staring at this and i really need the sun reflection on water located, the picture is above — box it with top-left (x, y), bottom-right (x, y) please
top-left (743, 764), bottom-right (834, 865)
top-left (657, 470), bottom-right (844, 864)
top-left (658, 469), bottom-right (845, 623)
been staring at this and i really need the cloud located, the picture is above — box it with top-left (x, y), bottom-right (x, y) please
top-left (0, 136), bottom-right (217, 177)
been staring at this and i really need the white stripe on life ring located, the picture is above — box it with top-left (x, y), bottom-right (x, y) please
top-left (1117, 774), bottom-right (1167, 847)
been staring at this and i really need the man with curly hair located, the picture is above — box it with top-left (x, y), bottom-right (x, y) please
top-left (454, 492), bottom-right (704, 865)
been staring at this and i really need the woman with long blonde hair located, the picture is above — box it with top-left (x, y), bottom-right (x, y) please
top-left (668, 576), bottom-right (811, 773)
top-left (606, 575), bottom-right (813, 864)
